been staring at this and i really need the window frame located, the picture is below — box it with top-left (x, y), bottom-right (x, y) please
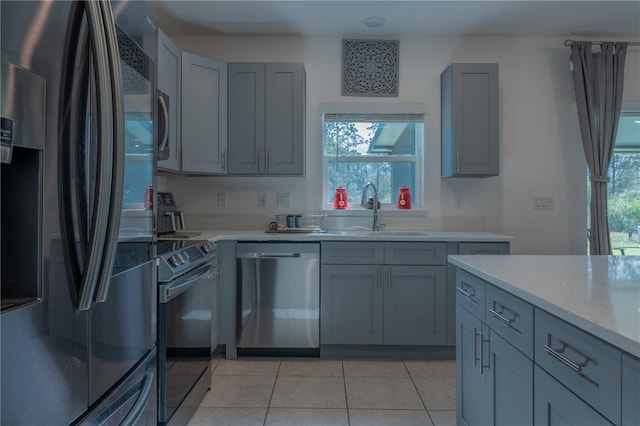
top-left (320, 105), bottom-right (426, 211)
top-left (586, 100), bottom-right (640, 254)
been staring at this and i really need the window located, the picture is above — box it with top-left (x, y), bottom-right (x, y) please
top-left (322, 112), bottom-right (424, 209)
top-left (587, 107), bottom-right (640, 254)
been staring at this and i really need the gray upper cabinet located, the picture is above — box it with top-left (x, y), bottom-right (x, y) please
top-left (441, 63), bottom-right (499, 177)
top-left (157, 28), bottom-right (181, 172)
top-left (181, 52), bottom-right (227, 174)
top-left (227, 62), bottom-right (305, 175)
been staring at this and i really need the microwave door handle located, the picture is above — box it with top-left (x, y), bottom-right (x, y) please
top-left (158, 94), bottom-right (169, 155)
top-left (94, 0), bottom-right (125, 304)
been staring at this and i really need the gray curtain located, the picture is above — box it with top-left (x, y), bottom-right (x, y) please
top-left (570, 41), bottom-right (627, 255)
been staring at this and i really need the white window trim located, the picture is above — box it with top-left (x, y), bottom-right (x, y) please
top-left (320, 104), bottom-right (427, 212)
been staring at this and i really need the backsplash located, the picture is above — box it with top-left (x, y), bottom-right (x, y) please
top-left (183, 213), bottom-right (485, 233)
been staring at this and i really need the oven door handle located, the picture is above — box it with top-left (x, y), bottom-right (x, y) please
top-left (160, 264), bottom-right (215, 303)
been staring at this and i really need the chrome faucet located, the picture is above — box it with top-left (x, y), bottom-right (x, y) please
top-left (361, 182), bottom-right (386, 231)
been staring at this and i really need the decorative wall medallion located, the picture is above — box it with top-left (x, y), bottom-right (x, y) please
top-left (342, 39), bottom-right (399, 97)
top-left (118, 32), bottom-right (148, 94)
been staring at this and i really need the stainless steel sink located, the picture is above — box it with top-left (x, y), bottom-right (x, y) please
top-left (327, 230), bottom-right (429, 237)
top-left (379, 231), bottom-right (429, 236)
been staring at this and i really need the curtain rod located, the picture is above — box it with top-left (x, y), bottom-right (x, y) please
top-left (564, 39), bottom-right (640, 46)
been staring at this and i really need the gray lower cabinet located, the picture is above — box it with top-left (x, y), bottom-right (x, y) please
top-left (446, 242), bottom-right (510, 345)
top-left (441, 63), bottom-right (499, 177)
top-left (457, 267), bottom-right (633, 426)
top-left (181, 52), bottom-right (227, 174)
top-left (622, 354), bottom-right (640, 425)
top-left (320, 265), bottom-right (446, 345)
top-left (227, 62), bottom-right (305, 175)
top-left (216, 241), bottom-right (237, 359)
top-left (534, 366), bottom-right (612, 425)
top-left (320, 264), bottom-right (383, 344)
top-left (320, 242), bottom-right (447, 346)
top-left (456, 291), bottom-right (533, 426)
top-left (456, 305), bottom-right (489, 426)
top-left (534, 308), bottom-right (621, 424)
top-left (489, 329), bottom-right (533, 425)
top-left (384, 266), bottom-right (446, 345)
top-left (458, 242), bottom-right (510, 255)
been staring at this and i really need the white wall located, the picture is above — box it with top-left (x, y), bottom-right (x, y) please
top-left (160, 34), bottom-right (639, 255)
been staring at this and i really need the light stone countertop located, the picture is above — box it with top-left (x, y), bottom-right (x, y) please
top-left (161, 229), bottom-right (513, 243)
top-left (448, 255), bottom-right (640, 358)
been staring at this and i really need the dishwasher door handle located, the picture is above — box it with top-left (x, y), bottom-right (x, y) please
top-left (257, 253), bottom-right (301, 258)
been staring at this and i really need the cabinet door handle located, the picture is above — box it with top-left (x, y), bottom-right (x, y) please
top-left (387, 268), bottom-right (391, 290)
top-left (377, 269), bottom-right (381, 289)
top-left (543, 344), bottom-right (586, 373)
top-left (489, 308), bottom-right (514, 325)
top-left (257, 150), bottom-right (262, 172)
top-left (472, 326), bottom-right (479, 368)
top-left (267, 151), bottom-right (271, 173)
top-left (221, 152), bottom-right (226, 170)
top-left (480, 333), bottom-right (491, 375)
top-left (455, 151), bottom-right (460, 172)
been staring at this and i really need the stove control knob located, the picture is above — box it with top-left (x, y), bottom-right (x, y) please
top-left (176, 252), bottom-right (186, 264)
top-left (201, 242), bottom-right (211, 253)
top-left (169, 255), bottom-right (180, 267)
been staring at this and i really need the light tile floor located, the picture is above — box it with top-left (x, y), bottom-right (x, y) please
top-left (187, 358), bottom-right (456, 426)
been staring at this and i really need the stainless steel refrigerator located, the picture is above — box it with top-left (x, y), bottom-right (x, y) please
top-left (1, 1), bottom-right (158, 424)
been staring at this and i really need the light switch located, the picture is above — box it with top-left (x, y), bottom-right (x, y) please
top-left (277, 193), bottom-right (291, 208)
top-left (534, 197), bottom-right (554, 210)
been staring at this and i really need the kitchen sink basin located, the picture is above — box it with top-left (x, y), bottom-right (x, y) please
top-left (379, 231), bottom-right (430, 236)
top-left (328, 230), bottom-right (429, 237)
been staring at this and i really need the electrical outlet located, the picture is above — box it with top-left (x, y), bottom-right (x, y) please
top-left (277, 192), bottom-right (291, 208)
top-left (534, 197), bottom-right (554, 210)
top-left (454, 193), bottom-right (463, 209)
top-left (258, 193), bottom-right (267, 208)
top-left (217, 193), bottom-right (227, 208)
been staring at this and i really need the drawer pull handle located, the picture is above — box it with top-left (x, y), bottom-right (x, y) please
top-left (456, 286), bottom-right (475, 299)
top-left (543, 344), bottom-right (586, 373)
top-left (489, 308), bottom-right (514, 325)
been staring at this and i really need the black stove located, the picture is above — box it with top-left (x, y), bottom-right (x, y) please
top-left (157, 239), bottom-right (217, 283)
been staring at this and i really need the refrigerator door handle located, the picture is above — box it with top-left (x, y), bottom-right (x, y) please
top-left (63, 0), bottom-right (115, 310)
top-left (94, 0), bottom-right (125, 303)
top-left (121, 369), bottom-right (155, 426)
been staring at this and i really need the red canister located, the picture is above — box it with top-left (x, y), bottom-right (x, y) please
top-left (397, 186), bottom-right (411, 209)
top-left (144, 185), bottom-right (153, 210)
top-left (334, 186), bottom-right (348, 209)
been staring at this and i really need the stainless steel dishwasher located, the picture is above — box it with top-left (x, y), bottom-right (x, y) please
top-left (236, 243), bottom-right (320, 353)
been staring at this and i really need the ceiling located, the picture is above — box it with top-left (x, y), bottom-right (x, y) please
top-left (147, 1), bottom-right (640, 38)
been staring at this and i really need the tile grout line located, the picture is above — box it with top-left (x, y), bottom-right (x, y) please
top-left (403, 358), bottom-right (437, 426)
top-left (341, 358), bottom-right (352, 425)
top-left (262, 360), bottom-right (282, 426)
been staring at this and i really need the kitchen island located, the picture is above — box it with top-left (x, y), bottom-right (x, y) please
top-left (448, 255), bottom-right (640, 426)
